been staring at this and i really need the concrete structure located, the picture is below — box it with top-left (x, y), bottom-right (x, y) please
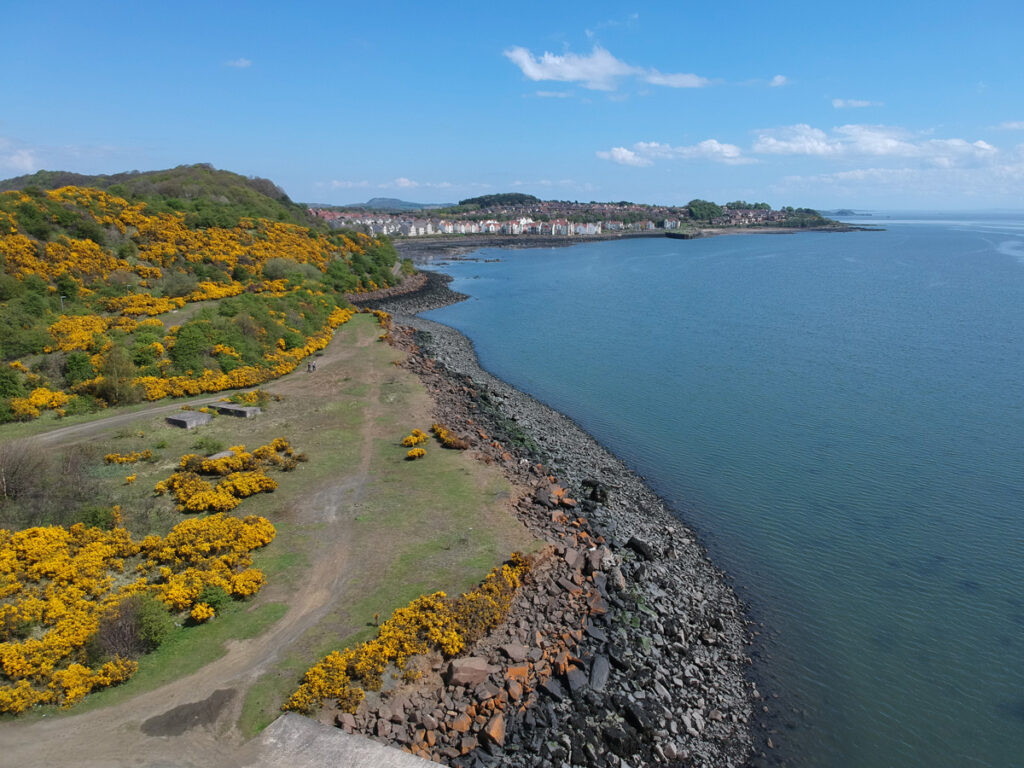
top-left (166, 411), bottom-right (213, 429)
top-left (244, 713), bottom-right (431, 767)
top-left (214, 403), bottom-right (262, 418)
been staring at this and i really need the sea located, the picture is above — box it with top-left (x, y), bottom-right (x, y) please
top-left (421, 213), bottom-right (1024, 768)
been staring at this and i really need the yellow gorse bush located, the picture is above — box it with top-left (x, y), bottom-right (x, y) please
top-left (8, 388), bottom-right (71, 421)
top-left (47, 314), bottom-right (109, 352)
top-left (0, 512), bottom-right (274, 713)
top-left (104, 450), bottom-right (153, 464)
top-left (284, 553), bottom-right (530, 715)
top-left (432, 423), bottom-right (469, 450)
top-left (154, 438), bottom-right (299, 513)
top-left (401, 428), bottom-right (428, 447)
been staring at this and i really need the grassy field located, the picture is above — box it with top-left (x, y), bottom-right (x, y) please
top-left (1, 314), bottom-right (539, 733)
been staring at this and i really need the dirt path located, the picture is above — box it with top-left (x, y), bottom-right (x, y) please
top-left (0, 320), bottom-right (393, 767)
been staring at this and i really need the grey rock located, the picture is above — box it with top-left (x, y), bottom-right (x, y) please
top-left (590, 654), bottom-right (611, 692)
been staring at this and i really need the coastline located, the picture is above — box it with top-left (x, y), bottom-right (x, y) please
top-left (356, 269), bottom-right (765, 767)
top-left (389, 224), bottom-right (872, 263)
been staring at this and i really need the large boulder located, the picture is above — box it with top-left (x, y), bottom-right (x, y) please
top-left (444, 657), bottom-right (497, 687)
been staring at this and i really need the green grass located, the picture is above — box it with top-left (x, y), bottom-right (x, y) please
top-left (58, 600), bottom-right (288, 716)
top-left (236, 349), bottom-right (536, 736)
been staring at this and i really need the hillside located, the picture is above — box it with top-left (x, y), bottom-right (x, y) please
top-left (0, 173), bottom-right (414, 424)
top-left (0, 164), bottom-right (317, 229)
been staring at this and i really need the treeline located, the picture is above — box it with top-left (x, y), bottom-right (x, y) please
top-left (454, 193), bottom-right (540, 209)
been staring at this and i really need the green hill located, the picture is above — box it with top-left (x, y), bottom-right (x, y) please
top-left (0, 164), bottom-right (317, 229)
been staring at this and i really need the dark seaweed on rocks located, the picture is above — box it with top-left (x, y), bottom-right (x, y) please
top-left (352, 269), bottom-right (763, 767)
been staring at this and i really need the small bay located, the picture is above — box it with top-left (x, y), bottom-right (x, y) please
top-left (423, 215), bottom-right (1024, 768)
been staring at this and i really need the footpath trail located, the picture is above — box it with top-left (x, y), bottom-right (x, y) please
top-left (0, 320), bottom-right (398, 767)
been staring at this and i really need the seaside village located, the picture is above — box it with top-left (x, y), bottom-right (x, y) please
top-left (309, 205), bottom-right (791, 237)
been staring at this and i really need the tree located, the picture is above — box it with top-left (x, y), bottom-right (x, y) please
top-left (0, 366), bottom-right (25, 398)
top-left (55, 272), bottom-right (78, 301)
top-left (686, 199), bottom-right (724, 221)
top-left (96, 346), bottom-right (141, 405)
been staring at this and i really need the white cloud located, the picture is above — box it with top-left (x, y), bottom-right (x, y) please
top-left (995, 121), bottom-right (1024, 130)
top-left (636, 139), bottom-right (754, 165)
top-left (595, 147), bottom-right (653, 166)
top-left (511, 178), bottom-right (587, 188)
top-left (504, 45), bottom-right (707, 91)
top-left (0, 135), bottom-right (137, 178)
top-left (769, 75), bottom-right (787, 87)
top-left (832, 98), bottom-right (882, 108)
top-left (379, 177), bottom-right (457, 189)
top-left (535, 90), bottom-right (572, 98)
top-left (833, 124), bottom-right (919, 157)
top-left (0, 143), bottom-right (38, 173)
top-left (328, 180), bottom-right (369, 189)
top-left (752, 123), bottom-right (996, 167)
top-left (772, 141), bottom-right (1024, 204)
top-left (778, 159), bottom-right (1024, 200)
top-left (753, 124), bottom-right (839, 155)
top-left (644, 69), bottom-right (708, 88)
top-left (226, 58), bottom-right (252, 68)
top-left (597, 139), bottom-right (752, 167)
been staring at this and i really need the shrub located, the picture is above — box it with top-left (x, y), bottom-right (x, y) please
top-left (89, 593), bottom-right (174, 661)
top-left (192, 436), bottom-right (225, 454)
top-left (432, 423), bottom-right (469, 450)
top-left (401, 429), bottom-right (428, 447)
top-left (189, 602), bottom-right (215, 624)
top-left (197, 584), bottom-right (231, 613)
top-left (78, 505), bottom-right (117, 530)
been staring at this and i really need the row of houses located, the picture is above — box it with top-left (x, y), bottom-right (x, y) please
top-left (312, 210), bottom-right (681, 238)
top-left (710, 208), bottom-right (788, 227)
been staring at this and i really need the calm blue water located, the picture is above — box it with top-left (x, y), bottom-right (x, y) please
top-left (423, 215), bottom-right (1024, 768)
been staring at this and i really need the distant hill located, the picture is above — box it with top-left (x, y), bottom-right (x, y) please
top-left (335, 198), bottom-right (452, 212)
top-left (0, 164), bottom-right (317, 228)
top-left (457, 193), bottom-right (540, 208)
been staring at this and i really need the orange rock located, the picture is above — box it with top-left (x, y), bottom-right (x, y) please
top-left (506, 664), bottom-right (530, 683)
top-left (466, 703), bottom-right (477, 718)
top-left (483, 713), bottom-right (506, 746)
top-left (561, 496), bottom-right (577, 508)
top-left (452, 713), bottom-right (472, 733)
top-left (426, 730), bottom-right (436, 747)
top-left (507, 679), bottom-right (523, 700)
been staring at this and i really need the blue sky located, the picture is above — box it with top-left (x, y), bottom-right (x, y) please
top-left (2, 1), bottom-right (1023, 209)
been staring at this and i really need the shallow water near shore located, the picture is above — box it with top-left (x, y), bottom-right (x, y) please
top-left (421, 214), bottom-right (1024, 768)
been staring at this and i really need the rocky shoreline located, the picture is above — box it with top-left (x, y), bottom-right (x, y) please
top-left (347, 271), bottom-right (773, 767)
